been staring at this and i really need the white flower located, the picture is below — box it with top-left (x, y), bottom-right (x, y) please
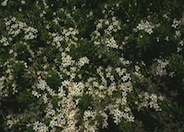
top-left (158, 95), bottom-right (164, 101)
top-left (78, 57), bottom-right (89, 67)
top-left (0, 36), bottom-right (9, 46)
top-left (61, 53), bottom-right (74, 67)
top-left (175, 30), bottom-right (181, 37)
top-left (36, 79), bottom-right (48, 90)
top-left (96, 23), bottom-right (102, 29)
top-left (1, 0), bottom-right (8, 6)
top-left (112, 109), bottom-right (123, 124)
top-left (172, 19), bottom-right (181, 28)
top-left (21, 0), bottom-right (25, 4)
top-left (138, 92), bottom-right (163, 111)
top-left (33, 121), bottom-right (48, 132)
top-left (155, 58), bottom-right (169, 76)
top-left (83, 110), bottom-right (96, 121)
top-left (6, 115), bottom-right (19, 128)
top-left (135, 20), bottom-right (156, 34)
top-left (105, 37), bottom-right (119, 49)
top-left (179, 40), bottom-right (184, 46)
top-left (32, 90), bottom-right (41, 98)
top-left (4, 16), bottom-right (37, 40)
top-left (23, 27), bottom-right (38, 40)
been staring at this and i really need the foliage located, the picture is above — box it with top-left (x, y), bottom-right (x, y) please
top-left (0, 0), bottom-right (184, 131)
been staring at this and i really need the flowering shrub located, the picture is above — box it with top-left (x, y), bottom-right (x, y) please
top-left (0, 0), bottom-right (184, 131)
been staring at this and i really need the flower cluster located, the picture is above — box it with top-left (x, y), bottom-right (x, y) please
top-left (0, 36), bottom-right (9, 46)
top-left (4, 17), bottom-right (38, 40)
top-left (134, 20), bottom-right (158, 34)
top-left (26, 63), bottom-right (135, 131)
top-left (1, 0), bottom-right (8, 6)
top-left (138, 92), bottom-right (164, 111)
top-left (155, 58), bottom-right (169, 76)
top-left (33, 121), bottom-right (48, 132)
top-left (91, 17), bottom-right (121, 49)
top-left (172, 19), bottom-right (181, 29)
top-left (177, 40), bottom-right (184, 52)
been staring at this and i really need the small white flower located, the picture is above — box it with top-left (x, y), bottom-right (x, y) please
top-left (33, 121), bottom-right (48, 132)
top-left (96, 23), bottom-right (102, 29)
top-left (172, 19), bottom-right (181, 28)
top-left (1, 0), bottom-right (8, 6)
top-left (135, 20), bottom-right (156, 34)
top-left (78, 57), bottom-right (89, 67)
top-left (21, 0), bottom-right (25, 4)
top-left (0, 36), bottom-right (9, 46)
top-left (175, 30), bottom-right (181, 37)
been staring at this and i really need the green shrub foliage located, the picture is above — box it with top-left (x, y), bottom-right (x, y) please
top-left (0, 0), bottom-right (184, 131)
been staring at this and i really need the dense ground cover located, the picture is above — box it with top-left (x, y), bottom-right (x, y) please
top-left (0, 0), bottom-right (184, 131)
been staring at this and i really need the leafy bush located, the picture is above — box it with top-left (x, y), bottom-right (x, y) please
top-left (0, 0), bottom-right (184, 131)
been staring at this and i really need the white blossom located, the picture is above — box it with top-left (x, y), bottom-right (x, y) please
top-left (1, 0), bottom-right (8, 6)
top-left (135, 20), bottom-right (157, 34)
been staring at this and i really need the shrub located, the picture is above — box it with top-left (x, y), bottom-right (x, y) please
top-left (0, 0), bottom-right (184, 131)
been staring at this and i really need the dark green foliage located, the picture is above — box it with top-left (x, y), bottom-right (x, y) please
top-left (78, 94), bottom-right (93, 111)
top-left (0, 0), bottom-right (184, 131)
top-left (46, 72), bottom-right (61, 90)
